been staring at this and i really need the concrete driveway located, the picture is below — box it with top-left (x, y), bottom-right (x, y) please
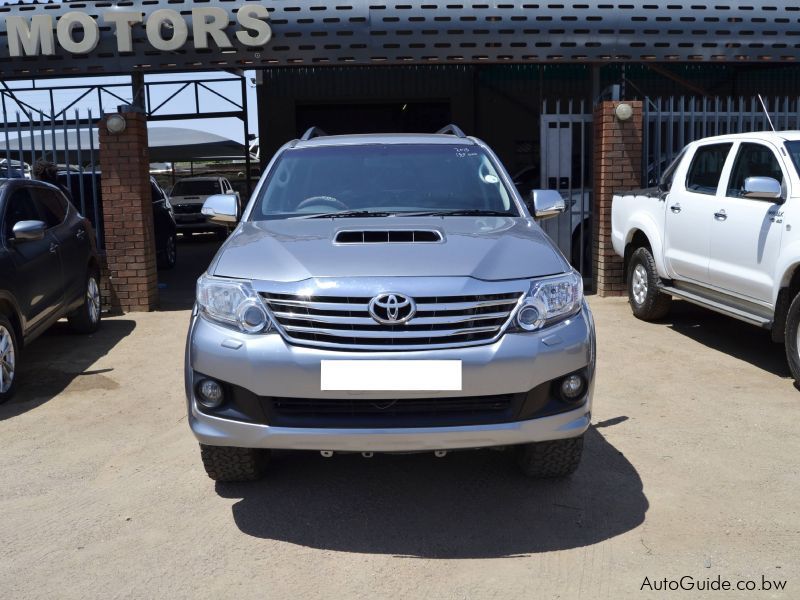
top-left (1, 295), bottom-right (798, 599)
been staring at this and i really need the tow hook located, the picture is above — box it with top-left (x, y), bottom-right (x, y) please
top-left (320, 450), bottom-right (334, 458)
top-left (361, 451), bottom-right (374, 458)
top-left (434, 450), bottom-right (447, 458)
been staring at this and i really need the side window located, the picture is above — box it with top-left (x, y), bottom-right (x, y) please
top-left (658, 147), bottom-right (687, 192)
top-left (685, 143), bottom-right (732, 195)
top-left (34, 188), bottom-right (68, 228)
top-left (3, 188), bottom-right (42, 239)
top-left (726, 143), bottom-right (784, 199)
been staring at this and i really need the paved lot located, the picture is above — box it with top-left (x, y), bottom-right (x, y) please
top-left (1, 269), bottom-right (799, 598)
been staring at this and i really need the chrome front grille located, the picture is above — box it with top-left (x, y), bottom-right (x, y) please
top-left (260, 291), bottom-right (523, 350)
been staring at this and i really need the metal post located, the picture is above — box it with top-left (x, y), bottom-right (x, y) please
top-left (131, 72), bottom-right (146, 112)
top-left (242, 75), bottom-right (253, 197)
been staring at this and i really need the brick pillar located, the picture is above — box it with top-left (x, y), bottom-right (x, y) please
top-left (98, 111), bottom-right (158, 312)
top-left (592, 100), bottom-right (643, 297)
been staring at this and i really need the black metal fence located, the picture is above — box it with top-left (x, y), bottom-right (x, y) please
top-left (539, 100), bottom-right (594, 281)
top-left (0, 107), bottom-right (103, 249)
top-left (643, 95), bottom-right (800, 187)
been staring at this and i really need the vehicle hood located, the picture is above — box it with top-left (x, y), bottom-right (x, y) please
top-left (211, 217), bottom-right (569, 282)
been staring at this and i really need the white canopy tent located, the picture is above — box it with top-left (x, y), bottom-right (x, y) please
top-left (0, 126), bottom-right (251, 164)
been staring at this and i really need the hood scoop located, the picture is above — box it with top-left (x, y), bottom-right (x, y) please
top-left (334, 229), bottom-right (443, 244)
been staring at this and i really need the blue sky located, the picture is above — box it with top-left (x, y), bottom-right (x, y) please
top-left (3, 72), bottom-right (260, 145)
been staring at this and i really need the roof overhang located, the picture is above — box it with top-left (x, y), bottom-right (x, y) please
top-left (0, 0), bottom-right (797, 79)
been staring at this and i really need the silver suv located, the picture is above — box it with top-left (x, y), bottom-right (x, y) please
top-left (185, 126), bottom-right (596, 482)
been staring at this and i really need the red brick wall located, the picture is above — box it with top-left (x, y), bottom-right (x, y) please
top-left (98, 111), bottom-right (158, 312)
top-left (593, 100), bottom-right (643, 297)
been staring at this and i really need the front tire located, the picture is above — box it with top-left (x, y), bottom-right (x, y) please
top-left (0, 314), bottom-right (18, 403)
top-left (516, 435), bottom-right (584, 478)
top-left (627, 246), bottom-right (672, 321)
top-left (68, 269), bottom-right (101, 334)
top-left (783, 291), bottom-right (800, 384)
top-left (199, 444), bottom-right (269, 482)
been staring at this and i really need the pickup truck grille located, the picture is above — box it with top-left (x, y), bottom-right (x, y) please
top-left (260, 291), bottom-right (523, 350)
top-left (172, 203), bottom-right (202, 214)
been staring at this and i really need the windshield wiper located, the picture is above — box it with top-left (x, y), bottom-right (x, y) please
top-left (402, 209), bottom-right (516, 217)
top-left (295, 210), bottom-right (396, 219)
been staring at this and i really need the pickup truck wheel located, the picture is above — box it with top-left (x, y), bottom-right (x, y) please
top-left (0, 315), bottom-right (18, 403)
top-left (783, 292), bottom-right (800, 383)
top-left (516, 435), bottom-right (583, 478)
top-left (628, 247), bottom-right (672, 320)
top-left (68, 269), bottom-right (102, 334)
top-left (199, 444), bottom-right (269, 482)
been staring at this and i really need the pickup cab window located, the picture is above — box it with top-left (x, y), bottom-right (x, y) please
top-left (726, 143), bottom-right (784, 199)
top-left (685, 143), bottom-right (732, 195)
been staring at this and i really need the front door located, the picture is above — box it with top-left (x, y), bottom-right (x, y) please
top-left (2, 186), bottom-right (64, 331)
top-left (709, 141), bottom-right (786, 303)
top-left (663, 142), bottom-right (732, 284)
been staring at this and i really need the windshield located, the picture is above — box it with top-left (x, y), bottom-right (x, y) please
top-left (251, 143), bottom-right (519, 220)
top-left (172, 180), bottom-right (221, 196)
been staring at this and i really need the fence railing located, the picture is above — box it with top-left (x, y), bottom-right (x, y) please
top-left (539, 100), bottom-right (593, 281)
top-left (0, 107), bottom-right (103, 249)
top-left (643, 95), bottom-right (800, 187)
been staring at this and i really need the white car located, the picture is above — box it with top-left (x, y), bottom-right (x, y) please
top-left (612, 131), bottom-right (800, 382)
top-left (170, 176), bottom-right (240, 236)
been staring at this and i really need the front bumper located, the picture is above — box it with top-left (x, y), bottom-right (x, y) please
top-left (185, 303), bottom-right (595, 451)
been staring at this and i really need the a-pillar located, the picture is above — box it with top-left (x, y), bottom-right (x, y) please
top-left (592, 100), bottom-right (643, 297)
top-left (98, 110), bottom-right (158, 311)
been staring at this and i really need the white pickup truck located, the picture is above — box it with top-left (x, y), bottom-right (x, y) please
top-left (612, 131), bottom-right (800, 383)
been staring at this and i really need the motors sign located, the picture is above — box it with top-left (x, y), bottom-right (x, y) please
top-left (5, 6), bottom-right (270, 57)
top-left (0, 1), bottom-right (281, 77)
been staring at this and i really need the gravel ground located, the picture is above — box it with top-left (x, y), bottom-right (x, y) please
top-left (1, 278), bottom-right (798, 599)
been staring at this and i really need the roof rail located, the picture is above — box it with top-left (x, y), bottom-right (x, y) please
top-left (436, 124), bottom-right (467, 138)
top-left (300, 126), bottom-right (328, 141)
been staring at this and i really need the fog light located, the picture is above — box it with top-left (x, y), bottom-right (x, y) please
top-left (516, 305), bottom-right (541, 331)
top-left (197, 378), bottom-right (224, 408)
top-left (560, 374), bottom-right (586, 401)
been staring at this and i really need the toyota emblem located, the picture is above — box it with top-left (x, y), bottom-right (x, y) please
top-left (368, 293), bottom-right (416, 324)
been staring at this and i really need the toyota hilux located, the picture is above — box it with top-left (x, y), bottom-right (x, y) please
top-left (186, 126), bottom-right (596, 481)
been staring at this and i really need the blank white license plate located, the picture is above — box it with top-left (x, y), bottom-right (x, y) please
top-left (320, 360), bottom-right (462, 391)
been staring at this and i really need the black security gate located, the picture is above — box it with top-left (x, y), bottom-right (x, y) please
top-left (539, 100), bottom-right (593, 282)
top-left (643, 96), bottom-right (800, 187)
top-left (0, 103), bottom-right (103, 249)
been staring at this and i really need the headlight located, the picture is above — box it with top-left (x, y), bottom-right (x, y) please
top-left (512, 270), bottom-right (583, 332)
top-left (196, 273), bottom-right (273, 333)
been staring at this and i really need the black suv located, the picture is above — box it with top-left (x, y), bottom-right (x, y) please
top-left (58, 172), bottom-right (177, 270)
top-left (0, 179), bottom-right (101, 402)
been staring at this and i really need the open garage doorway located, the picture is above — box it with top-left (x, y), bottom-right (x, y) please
top-left (296, 102), bottom-right (451, 136)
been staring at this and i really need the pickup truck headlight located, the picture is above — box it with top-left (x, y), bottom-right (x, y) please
top-left (512, 271), bottom-right (583, 332)
top-left (196, 274), bottom-right (273, 334)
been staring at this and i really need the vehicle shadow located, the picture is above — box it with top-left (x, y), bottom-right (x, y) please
top-left (0, 318), bottom-right (135, 421)
top-left (216, 426), bottom-right (647, 558)
top-left (664, 300), bottom-right (790, 378)
top-left (158, 236), bottom-right (221, 312)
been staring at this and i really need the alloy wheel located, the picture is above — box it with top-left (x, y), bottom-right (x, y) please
top-left (632, 263), bottom-right (648, 305)
top-left (166, 235), bottom-right (177, 265)
top-left (87, 277), bottom-right (101, 324)
top-left (0, 325), bottom-right (15, 394)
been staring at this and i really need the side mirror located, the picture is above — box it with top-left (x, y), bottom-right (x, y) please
top-left (12, 220), bottom-right (46, 242)
top-left (201, 194), bottom-right (239, 225)
top-left (743, 176), bottom-right (782, 201)
top-left (529, 189), bottom-right (566, 220)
